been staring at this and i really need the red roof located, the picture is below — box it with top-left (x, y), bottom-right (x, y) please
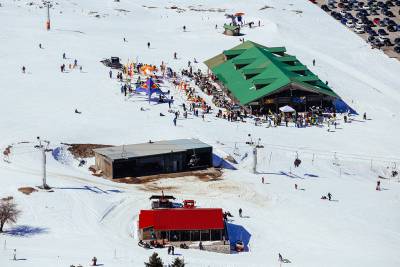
top-left (138, 208), bottom-right (224, 230)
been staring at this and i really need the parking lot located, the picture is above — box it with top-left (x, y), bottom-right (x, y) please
top-left (312, 0), bottom-right (400, 61)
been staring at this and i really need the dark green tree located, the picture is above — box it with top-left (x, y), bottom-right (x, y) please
top-left (171, 257), bottom-right (185, 267)
top-left (144, 252), bottom-right (163, 267)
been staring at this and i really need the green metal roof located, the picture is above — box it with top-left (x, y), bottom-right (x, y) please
top-left (204, 41), bottom-right (339, 105)
top-left (223, 24), bottom-right (240, 31)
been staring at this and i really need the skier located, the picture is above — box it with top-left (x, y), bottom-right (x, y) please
top-left (91, 256), bottom-right (97, 266)
top-left (74, 59), bottom-right (78, 67)
top-left (168, 246), bottom-right (171, 255)
top-left (312, 59), bottom-right (316, 66)
top-left (109, 70), bottom-right (112, 79)
top-left (295, 184), bottom-right (298, 190)
top-left (147, 42), bottom-right (150, 48)
top-left (239, 208), bottom-right (242, 217)
top-left (215, 24), bottom-right (218, 29)
top-left (171, 246), bottom-right (175, 255)
top-left (75, 109), bottom-right (82, 114)
top-left (363, 112), bottom-right (367, 120)
top-left (123, 37), bottom-right (126, 42)
top-left (376, 180), bottom-right (381, 191)
top-left (258, 20), bottom-right (261, 27)
top-left (22, 66), bottom-right (26, 73)
top-left (173, 117), bottom-right (177, 126)
top-left (183, 25), bottom-right (186, 32)
top-left (174, 52), bottom-right (177, 59)
top-left (278, 253), bottom-right (283, 262)
top-left (39, 43), bottom-right (42, 49)
top-left (63, 52), bottom-right (66, 59)
top-left (262, 177), bottom-right (264, 184)
top-left (188, 61), bottom-right (191, 67)
top-left (13, 249), bottom-right (17, 261)
top-left (327, 192), bottom-right (332, 201)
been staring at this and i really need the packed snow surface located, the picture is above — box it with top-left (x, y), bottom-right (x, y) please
top-left (0, 0), bottom-right (400, 266)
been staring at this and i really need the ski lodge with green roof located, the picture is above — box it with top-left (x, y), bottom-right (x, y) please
top-left (204, 41), bottom-right (342, 112)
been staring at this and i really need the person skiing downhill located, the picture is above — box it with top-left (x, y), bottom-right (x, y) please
top-left (147, 42), bottom-right (150, 48)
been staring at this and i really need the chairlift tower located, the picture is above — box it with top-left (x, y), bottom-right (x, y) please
top-left (36, 136), bottom-right (50, 189)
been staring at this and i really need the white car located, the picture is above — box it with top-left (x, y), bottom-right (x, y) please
top-left (356, 21), bottom-right (364, 28)
top-left (354, 27), bottom-right (365, 34)
top-left (378, 36), bottom-right (389, 42)
top-left (346, 21), bottom-right (355, 28)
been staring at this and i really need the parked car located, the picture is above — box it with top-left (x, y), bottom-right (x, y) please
top-left (346, 20), bottom-right (355, 28)
top-left (321, 5), bottom-right (331, 12)
top-left (387, 25), bottom-right (397, 32)
top-left (378, 28), bottom-right (388, 35)
top-left (355, 27), bottom-right (365, 33)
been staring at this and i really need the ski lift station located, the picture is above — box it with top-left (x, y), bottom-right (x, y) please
top-left (93, 139), bottom-right (213, 179)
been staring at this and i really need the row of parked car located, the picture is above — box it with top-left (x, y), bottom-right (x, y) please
top-left (316, 0), bottom-right (400, 54)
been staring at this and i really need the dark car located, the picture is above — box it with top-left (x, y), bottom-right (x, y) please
top-left (387, 25), bottom-right (397, 32)
top-left (378, 28), bottom-right (388, 35)
top-left (321, 5), bottom-right (331, 12)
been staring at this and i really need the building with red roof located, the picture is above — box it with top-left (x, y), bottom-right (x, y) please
top-left (138, 208), bottom-right (226, 242)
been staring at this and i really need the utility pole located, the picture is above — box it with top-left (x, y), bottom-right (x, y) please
top-left (45, 1), bottom-right (51, 30)
top-left (253, 145), bottom-right (257, 174)
top-left (36, 136), bottom-right (50, 189)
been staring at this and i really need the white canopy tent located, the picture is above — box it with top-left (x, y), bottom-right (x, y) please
top-left (279, 105), bottom-right (295, 113)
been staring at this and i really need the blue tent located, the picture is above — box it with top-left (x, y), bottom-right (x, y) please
top-left (226, 222), bottom-right (251, 251)
top-left (135, 77), bottom-right (166, 102)
top-left (334, 99), bottom-right (358, 114)
top-left (212, 154), bottom-right (237, 170)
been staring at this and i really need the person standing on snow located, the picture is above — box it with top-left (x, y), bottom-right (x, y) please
top-left (262, 177), bottom-right (264, 184)
top-left (183, 25), bottom-right (186, 32)
top-left (173, 117), bottom-right (177, 126)
top-left (239, 208), bottom-right (242, 217)
top-left (174, 52), bottom-right (177, 59)
top-left (327, 192), bottom-right (332, 201)
top-left (109, 70), bottom-right (112, 79)
top-left (22, 66), bottom-right (26, 73)
top-left (13, 249), bottom-right (17, 260)
top-left (312, 59), bottom-right (316, 66)
top-left (376, 180), bottom-right (381, 191)
top-left (363, 112), bottom-right (367, 120)
top-left (63, 52), bottom-right (66, 59)
top-left (147, 42), bottom-right (150, 48)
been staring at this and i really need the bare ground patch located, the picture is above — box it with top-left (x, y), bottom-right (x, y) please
top-left (18, 187), bottom-right (38, 195)
top-left (62, 143), bottom-right (113, 158)
top-left (111, 168), bottom-right (223, 185)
